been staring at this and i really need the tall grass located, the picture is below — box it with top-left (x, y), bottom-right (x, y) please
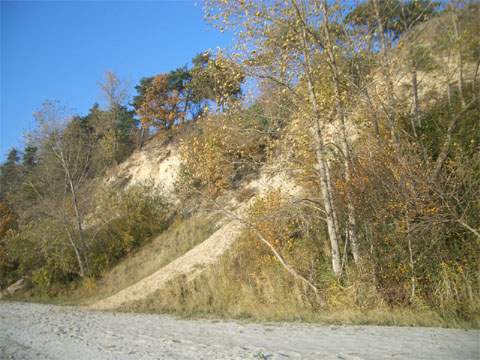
top-left (121, 191), bottom-right (479, 329)
top-left (122, 234), bottom-right (479, 328)
top-left (73, 213), bottom-right (219, 304)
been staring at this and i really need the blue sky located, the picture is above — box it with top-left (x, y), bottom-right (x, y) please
top-left (1, 0), bottom-right (233, 160)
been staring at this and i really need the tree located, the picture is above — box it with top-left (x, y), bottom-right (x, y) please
top-left (205, 0), bottom-right (345, 275)
top-left (98, 71), bottom-right (130, 109)
top-left (97, 72), bottom-right (137, 163)
top-left (136, 74), bottom-right (184, 130)
top-left (133, 52), bottom-right (245, 139)
top-left (22, 145), bottom-right (37, 170)
top-left (0, 148), bottom-right (22, 200)
top-left (189, 50), bottom-right (244, 108)
top-left (28, 101), bottom-right (95, 277)
top-left (85, 104), bottom-right (137, 168)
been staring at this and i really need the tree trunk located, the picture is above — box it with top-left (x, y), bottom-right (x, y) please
top-left (139, 126), bottom-right (146, 149)
top-left (406, 221), bottom-right (416, 301)
top-left (451, 8), bottom-right (465, 107)
top-left (60, 151), bottom-right (90, 276)
top-left (324, 158), bottom-right (341, 240)
top-left (63, 222), bottom-right (85, 278)
top-left (66, 175), bottom-right (90, 275)
top-left (314, 134), bottom-right (342, 276)
top-left (292, 0), bottom-right (342, 275)
top-left (320, 0), bottom-right (361, 264)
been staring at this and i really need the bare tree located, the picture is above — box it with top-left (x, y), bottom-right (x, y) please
top-left (29, 101), bottom-right (94, 277)
top-left (98, 71), bottom-right (130, 109)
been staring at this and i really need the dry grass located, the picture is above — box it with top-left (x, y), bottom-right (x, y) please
top-left (64, 213), bottom-right (219, 305)
top-left (122, 269), bottom-right (479, 329)
top-left (120, 232), bottom-right (479, 329)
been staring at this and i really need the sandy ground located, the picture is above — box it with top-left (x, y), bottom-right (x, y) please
top-left (91, 221), bottom-right (243, 310)
top-left (1, 302), bottom-right (479, 360)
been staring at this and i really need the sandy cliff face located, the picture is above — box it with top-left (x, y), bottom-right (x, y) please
top-left (93, 135), bottom-right (302, 310)
top-left (105, 138), bottom-right (181, 199)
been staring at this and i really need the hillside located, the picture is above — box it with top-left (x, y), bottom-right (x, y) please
top-left (90, 133), bottom-right (302, 310)
top-left (1, 1), bottom-right (479, 329)
top-left (105, 140), bottom-right (181, 199)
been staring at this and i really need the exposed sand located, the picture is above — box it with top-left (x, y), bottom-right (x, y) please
top-left (1, 302), bottom-right (479, 360)
top-left (91, 169), bottom-right (302, 311)
top-left (91, 220), bottom-right (244, 310)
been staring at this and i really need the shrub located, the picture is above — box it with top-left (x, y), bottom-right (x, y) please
top-left (0, 201), bottom-right (18, 288)
top-left (178, 113), bottom-right (267, 198)
top-left (346, 136), bottom-right (479, 319)
top-left (2, 184), bottom-right (172, 293)
top-left (87, 184), bottom-right (172, 277)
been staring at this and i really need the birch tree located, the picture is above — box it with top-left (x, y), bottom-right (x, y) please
top-left (29, 101), bottom-right (94, 277)
top-left (205, 0), bottom-right (346, 275)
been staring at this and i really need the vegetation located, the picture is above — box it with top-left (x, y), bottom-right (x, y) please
top-left (1, 0), bottom-right (479, 328)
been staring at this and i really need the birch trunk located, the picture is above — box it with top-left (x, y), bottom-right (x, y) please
top-left (320, 0), bottom-right (361, 264)
top-left (292, 0), bottom-right (342, 275)
top-left (314, 133), bottom-right (342, 276)
top-left (63, 222), bottom-right (85, 278)
top-left (66, 173), bottom-right (90, 275)
top-left (59, 150), bottom-right (90, 276)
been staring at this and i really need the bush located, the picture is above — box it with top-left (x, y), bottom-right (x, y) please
top-left (346, 136), bottom-right (479, 319)
top-left (4, 218), bottom-right (79, 294)
top-left (87, 184), bottom-right (172, 277)
top-left (2, 184), bottom-right (172, 294)
top-left (0, 201), bottom-right (18, 288)
top-left (177, 110), bottom-right (268, 200)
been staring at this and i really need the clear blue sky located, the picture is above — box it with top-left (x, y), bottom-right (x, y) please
top-left (0, 0), bottom-right (233, 160)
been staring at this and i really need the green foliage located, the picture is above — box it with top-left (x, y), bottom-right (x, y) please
top-left (132, 76), bottom-right (154, 114)
top-left (0, 201), bottom-right (18, 288)
top-left (61, 184), bottom-right (169, 279)
top-left (0, 148), bottom-right (22, 200)
top-left (347, 0), bottom-right (438, 38)
top-left (2, 184), bottom-right (171, 293)
top-left (84, 103), bottom-right (137, 170)
top-left (89, 184), bottom-right (171, 276)
top-left (22, 145), bottom-right (37, 169)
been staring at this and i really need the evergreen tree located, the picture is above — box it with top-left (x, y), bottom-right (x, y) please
top-left (0, 148), bottom-right (22, 200)
top-left (22, 145), bottom-right (37, 170)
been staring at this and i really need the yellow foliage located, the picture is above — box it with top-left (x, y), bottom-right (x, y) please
top-left (179, 115), bottom-right (262, 197)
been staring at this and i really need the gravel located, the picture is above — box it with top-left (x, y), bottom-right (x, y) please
top-left (1, 302), bottom-right (479, 360)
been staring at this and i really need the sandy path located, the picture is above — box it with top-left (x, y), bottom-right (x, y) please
top-left (1, 302), bottom-right (479, 360)
top-left (91, 220), bottom-right (243, 310)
